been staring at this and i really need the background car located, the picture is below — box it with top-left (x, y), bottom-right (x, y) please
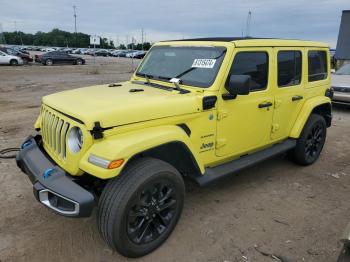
top-left (331, 63), bottom-right (350, 104)
top-left (92, 49), bottom-right (109, 57)
top-left (113, 50), bottom-right (134, 57)
top-left (35, 51), bottom-right (85, 66)
top-left (0, 50), bottom-right (23, 65)
top-left (0, 47), bottom-right (33, 64)
top-left (133, 51), bottom-right (147, 59)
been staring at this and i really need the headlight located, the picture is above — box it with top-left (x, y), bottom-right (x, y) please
top-left (68, 127), bottom-right (83, 153)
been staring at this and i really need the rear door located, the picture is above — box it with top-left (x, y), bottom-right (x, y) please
top-left (216, 48), bottom-right (275, 157)
top-left (271, 48), bottom-right (305, 141)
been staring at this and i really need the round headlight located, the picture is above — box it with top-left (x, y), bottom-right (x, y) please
top-left (68, 127), bottom-right (83, 153)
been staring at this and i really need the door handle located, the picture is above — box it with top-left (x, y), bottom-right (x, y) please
top-left (258, 102), bottom-right (273, 108)
top-left (292, 95), bottom-right (303, 101)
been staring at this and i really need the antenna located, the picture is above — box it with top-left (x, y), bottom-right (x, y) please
top-left (245, 11), bottom-right (252, 37)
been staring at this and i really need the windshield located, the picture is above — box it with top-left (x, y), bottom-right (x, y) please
top-left (136, 46), bottom-right (226, 88)
top-left (335, 63), bottom-right (350, 75)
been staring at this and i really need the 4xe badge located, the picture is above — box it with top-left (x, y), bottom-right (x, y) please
top-left (200, 142), bottom-right (214, 152)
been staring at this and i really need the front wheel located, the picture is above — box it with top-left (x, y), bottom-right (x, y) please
top-left (10, 59), bottom-right (18, 66)
top-left (291, 114), bottom-right (327, 166)
top-left (76, 59), bottom-right (83, 65)
top-left (97, 158), bottom-right (185, 257)
top-left (45, 59), bottom-right (53, 66)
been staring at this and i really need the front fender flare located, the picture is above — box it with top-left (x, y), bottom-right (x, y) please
top-left (79, 125), bottom-right (204, 179)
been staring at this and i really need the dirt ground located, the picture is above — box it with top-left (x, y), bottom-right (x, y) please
top-left (0, 55), bottom-right (349, 262)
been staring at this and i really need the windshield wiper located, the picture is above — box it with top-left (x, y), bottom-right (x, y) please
top-left (137, 72), bottom-right (153, 84)
top-left (149, 75), bottom-right (190, 93)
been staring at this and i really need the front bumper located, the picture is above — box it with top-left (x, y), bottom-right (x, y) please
top-left (16, 136), bottom-right (94, 217)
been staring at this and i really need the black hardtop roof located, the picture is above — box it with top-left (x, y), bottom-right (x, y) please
top-left (166, 37), bottom-right (271, 42)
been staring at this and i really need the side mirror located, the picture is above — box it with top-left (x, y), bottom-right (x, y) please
top-left (226, 75), bottom-right (251, 96)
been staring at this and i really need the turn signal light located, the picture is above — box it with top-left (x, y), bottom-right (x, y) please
top-left (108, 159), bottom-right (124, 169)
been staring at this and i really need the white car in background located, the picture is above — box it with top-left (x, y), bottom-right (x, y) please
top-left (0, 50), bottom-right (23, 65)
top-left (332, 63), bottom-right (350, 104)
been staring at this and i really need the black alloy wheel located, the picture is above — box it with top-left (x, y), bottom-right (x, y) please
top-left (126, 179), bottom-right (177, 245)
top-left (97, 158), bottom-right (185, 258)
top-left (305, 122), bottom-right (325, 162)
top-left (291, 114), bottom-right (327, 165)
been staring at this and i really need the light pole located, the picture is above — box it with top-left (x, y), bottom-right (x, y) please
top-left (73, 5), bottom-right (77, 47)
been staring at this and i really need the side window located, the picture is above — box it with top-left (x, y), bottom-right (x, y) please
top-left (227, 52), bottom-right (269, 91)
top-left (278, 51), bottom-right (302, 87)
top-left (308, 51), bottom-right (328, 82)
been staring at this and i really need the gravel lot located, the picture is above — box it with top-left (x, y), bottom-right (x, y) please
top-left (0, 56), bottom-right (349, 262)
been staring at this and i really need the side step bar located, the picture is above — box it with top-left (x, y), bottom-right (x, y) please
top-left (194, 139), bottom-right (296, 186)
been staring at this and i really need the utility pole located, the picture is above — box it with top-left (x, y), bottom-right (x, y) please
top-left (0, 23), bottom-right (6, 44)
top-left (245, 11), bottom-right (252, 37)
top-left (141, 28), bottom-right (144, 50)
top-left (14, 21), bottom-right (23, 45)
top-left (126, 35), bottom-right (129, 49)
top-left (73, 5), bottom-right (77, 47)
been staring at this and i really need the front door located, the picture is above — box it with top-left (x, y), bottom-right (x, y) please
top-left (216, 48), bottom-right (274, 157)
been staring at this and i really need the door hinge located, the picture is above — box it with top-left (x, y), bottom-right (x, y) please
top-left (274, 99), bottom-right (282, 109)
top-left (217, 110), bottom-right (228, 121)
top-left (271, 123), bottom-right (279, 133)
top-left (215, 138), bottom-right (227, 149)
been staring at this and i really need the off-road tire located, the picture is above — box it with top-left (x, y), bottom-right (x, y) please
top-left (291, 114), bottom-right (326, 166)
top-left (10, 59), bottom-right (18, 66)
top-left (45, 59), bottom-right (53, 66)
top-left (97, 157), bottom-right (185, 258)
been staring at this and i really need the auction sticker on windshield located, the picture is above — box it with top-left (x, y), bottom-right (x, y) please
top-left (192, 59), bottom-right (216, 68)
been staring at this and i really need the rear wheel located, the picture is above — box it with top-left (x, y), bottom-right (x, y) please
top-left (291, 114), bottom-right (327, 165)
top-left (97, 158), bottom-right (185, 257)
top-left (10, 59), bottom-right (18, 66)
top-left (76, 59), bottom-right (83, 65)
top-left (45, 59), bottom-right (53, 66)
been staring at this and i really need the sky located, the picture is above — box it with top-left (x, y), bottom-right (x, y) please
top-left (0, 0), bottom-right (348, 47)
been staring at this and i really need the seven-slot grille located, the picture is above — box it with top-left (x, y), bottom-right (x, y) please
top-left (41, 107), bottom-right (71, 159)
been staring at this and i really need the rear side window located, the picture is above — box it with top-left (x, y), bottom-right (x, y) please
top-left (228, 52), bottom-right (269, 91)
top-left (308, 51), bottom-right (328, 82)
top-left (278, 51), bottom-right (302, 87)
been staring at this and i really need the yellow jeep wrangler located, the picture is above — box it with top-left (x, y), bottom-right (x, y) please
top-left (16, 37), bottom-right (332, 257)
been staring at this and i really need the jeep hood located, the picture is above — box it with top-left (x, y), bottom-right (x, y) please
top-left (42, 82), bottom-right (202, 130)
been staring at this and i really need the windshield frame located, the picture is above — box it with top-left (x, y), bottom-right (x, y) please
top-left (135, 45), bottom-right (228, 89)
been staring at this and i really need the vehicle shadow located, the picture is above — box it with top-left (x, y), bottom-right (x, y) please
top-left (332, 103), bottom-right (350, 112)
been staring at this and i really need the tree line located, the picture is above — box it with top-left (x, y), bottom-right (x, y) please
top-left (1, 28), bottom-right (151, 50)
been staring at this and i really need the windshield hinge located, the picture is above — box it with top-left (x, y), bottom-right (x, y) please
top-left (217, 110), bottom-right (228, 121)
top-left (91, 122), bottom-right (104, 139)
top-left (215, 138), bottom-right (227, 149)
